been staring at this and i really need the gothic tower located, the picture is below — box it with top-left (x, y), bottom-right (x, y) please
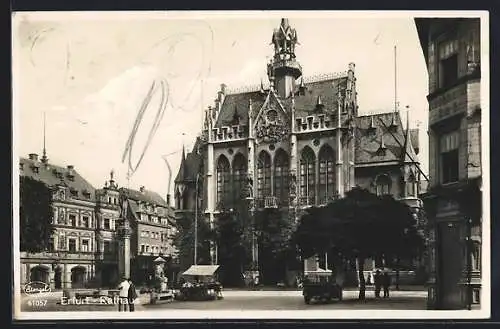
top-left (269, 18), bottom-right (303, 99)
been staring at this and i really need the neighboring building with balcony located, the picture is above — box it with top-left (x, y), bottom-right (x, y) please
top-left (19, 152), bottom-right (178, 289)
top-left (94, 173), bottom-right (121, 287)
top-left (121, 186), bottom-right (178, 285)
top-left (175, 18), bottom-right (424, 277)
top-left (415, 18), bottom-right (482, 309)
top-left (20, 153), bottom-right (100, 289)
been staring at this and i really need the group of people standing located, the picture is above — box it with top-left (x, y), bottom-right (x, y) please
top-left (373, 269), bottom-right (391, 298)
top-left (117, 277), bottom-right (138, 312)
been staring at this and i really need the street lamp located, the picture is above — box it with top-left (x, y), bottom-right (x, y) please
top-left (466, 217), bottom-right (473, 310)
top-left (194, 173), bottom-right (201, 265)
top-left (245, 176), bottom-right (258, 278)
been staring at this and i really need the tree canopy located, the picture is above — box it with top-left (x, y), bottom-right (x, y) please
top-left (173, 212), bottom-right (212, 272)
top-left (20, 176), bottom-right (54, 252)
top-left (294, 186), bottom-right (424, 299)
top-left (213, 209), bottom-right (250, 287)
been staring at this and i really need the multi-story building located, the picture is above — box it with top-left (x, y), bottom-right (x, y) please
top-left (121, 186), bottom-right (178, 284)
top-left (20, 153), bottom-right (102, 289)
top-left (415, 18), bottom-right (482, 309)
top-left (174, 18), bottom-right (424, 281)
top-left (19, 152), bottom-right (178, 289)
top-left (94, 173), bottom-right (121, 287)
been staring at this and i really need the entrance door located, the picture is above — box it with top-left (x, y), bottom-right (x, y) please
top-left (30, 266), bottom-right (50, 284)
top-left (71, 266), bottom-right (87, 288)
top-left (54, 267), bottom-right (62, 289)
top-left (437, 221), bottom-right (463, 309)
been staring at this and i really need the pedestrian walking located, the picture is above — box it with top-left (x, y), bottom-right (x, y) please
top-left (117, 276), bottom-right (130, 311)
top-left (128, 278), bottom-right (138, 311)
top-left (373, 269), bottom-right (382, 298)
top-left (382, 271), bottom-right (391, 298)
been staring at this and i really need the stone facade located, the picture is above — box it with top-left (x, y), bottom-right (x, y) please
top-left (415, 17), bottom-right (482, 310)
top-left (19, 154), bottom-right (178, 289)
top-left (175, 18), bottom-right (424, 279)
top-left (122, 187), bottom-right (178, 285)
top-left (19, 154), bottom-right (119, 289)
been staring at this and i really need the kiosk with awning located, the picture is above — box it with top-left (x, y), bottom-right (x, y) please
top-left (175, 265), bottom-right (223, 301)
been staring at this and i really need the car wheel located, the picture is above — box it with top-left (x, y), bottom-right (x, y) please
top-left (304, 296), bottom-right (311, 304)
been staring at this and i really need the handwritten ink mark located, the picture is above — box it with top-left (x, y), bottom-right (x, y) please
top-left (122, 79), bottom-right (169, 177)
top-left (29, 28), bottom-right (55, 66)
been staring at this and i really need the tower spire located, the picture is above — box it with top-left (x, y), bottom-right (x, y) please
top-left (41, 112), bottom-right (48, 164)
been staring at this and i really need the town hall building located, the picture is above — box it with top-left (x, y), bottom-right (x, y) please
top-left (175, 18), bottom-right (424, 281)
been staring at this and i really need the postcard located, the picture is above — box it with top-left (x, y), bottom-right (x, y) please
top-left (12, 10), bottom-right (490, 320)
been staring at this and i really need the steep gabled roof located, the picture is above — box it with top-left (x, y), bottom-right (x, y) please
top-left (402, 115), bottom-right (419, 163)
top-left (174, 146), bottom-right (186, 183)
top-left (121, 187), bottom-right (168, 207)
top-left (19, 157), bottom-right (96, 201)
top-left (410, 129), bottom-right (420, 154)
top-left (214, 76), bottom-right (348, 128)
top-left (214, 91), bottom-right (266, 128)
top-left (292, 77), bottom-right (348, 117)
top-left (355, 111), bottom-right (417, 164)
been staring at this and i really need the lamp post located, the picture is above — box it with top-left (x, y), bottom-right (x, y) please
top-left (245, 176), bottom-right (258, 281)
top-left (194, 173), bottom-right (201, 265)
top-left (466, 217), bottom-right (472, 310)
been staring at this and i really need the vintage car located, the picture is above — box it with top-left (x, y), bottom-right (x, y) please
top-left (174, 265), bottom-right (223, 301)
top-left (302, 270), bottom-right (343, 304)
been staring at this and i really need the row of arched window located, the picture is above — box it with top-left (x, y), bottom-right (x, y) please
top-left (373, 172), bottom-right (417, 197)
top-left (215, 145), bottom-right (339, 208)
top-left (216, 148), bottom-right (419, 208)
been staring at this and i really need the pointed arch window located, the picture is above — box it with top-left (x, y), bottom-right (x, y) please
top-left (232, 153), bottom-right (247, 202)
top-left (406, 172), bottom-right (416, 197)
top-left (257, 151), bottom-right (272, 198)
top-left (318, 145), bottom-right (335, 204)
top-left (274, 149), bottom-right (289, 205)
top-left (216, 155), bottom-right (231, 207)
top-left (300, 147), bottom-right (316, 205)
top-left (375, 174), bottom-right (391, 196)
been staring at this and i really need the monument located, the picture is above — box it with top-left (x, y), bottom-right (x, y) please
top-left (117, 191), bottom-right (131, 279)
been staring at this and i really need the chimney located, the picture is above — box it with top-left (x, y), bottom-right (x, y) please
top-left (220, 83), bottom-right (227, 95)
top-left (67, 165), bottom-right (75, 177)
top-left (140, 186), bottom-right (145, 193)
top-left (28, 153), bottom-right (38, 161)
top-left (166, 194), bottom-right (171, 206)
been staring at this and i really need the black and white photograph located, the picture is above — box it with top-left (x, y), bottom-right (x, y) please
top-left (11, 11), bottom-right (490, 320)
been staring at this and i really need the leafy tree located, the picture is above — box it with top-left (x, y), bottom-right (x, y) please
top-left (254, 208), bottom-right (295, 285)
top-left (20, 176), bottom-right (54, 252)
top-left (294, 187), bottom-right (424, 300)
top-left (213, 209), bottom-right (250, 287)
top-left (173, 212), bottom-right (211, 273)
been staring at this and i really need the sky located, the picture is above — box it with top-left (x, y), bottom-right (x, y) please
top-left (13, 11), bottom-right (430, 201)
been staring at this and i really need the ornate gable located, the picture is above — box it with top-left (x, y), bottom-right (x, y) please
top-left (253, 90), bottom-right (290, 144)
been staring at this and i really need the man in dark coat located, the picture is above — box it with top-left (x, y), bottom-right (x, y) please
top-left (382, 271), bottom-right (391, 298)
top-left (373, 270), bottom-right (382, 298)
top-left (127, 278), bottom-right (138, 312)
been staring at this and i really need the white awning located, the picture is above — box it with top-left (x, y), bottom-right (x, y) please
top-left (182, 265), bottom-right (220, 276)
top-left (153, 257), bottom-right (166, 263)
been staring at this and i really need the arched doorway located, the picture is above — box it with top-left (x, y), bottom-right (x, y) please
top-left (30, 265), bottom-right (50, 284)
top-left (71, 266), bottom-right (87, 288)
top-left (54, 267), bottom-right (62, 289)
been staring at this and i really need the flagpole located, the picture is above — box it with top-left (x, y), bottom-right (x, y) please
top-left (394, 45), bottom-right (398, 112)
